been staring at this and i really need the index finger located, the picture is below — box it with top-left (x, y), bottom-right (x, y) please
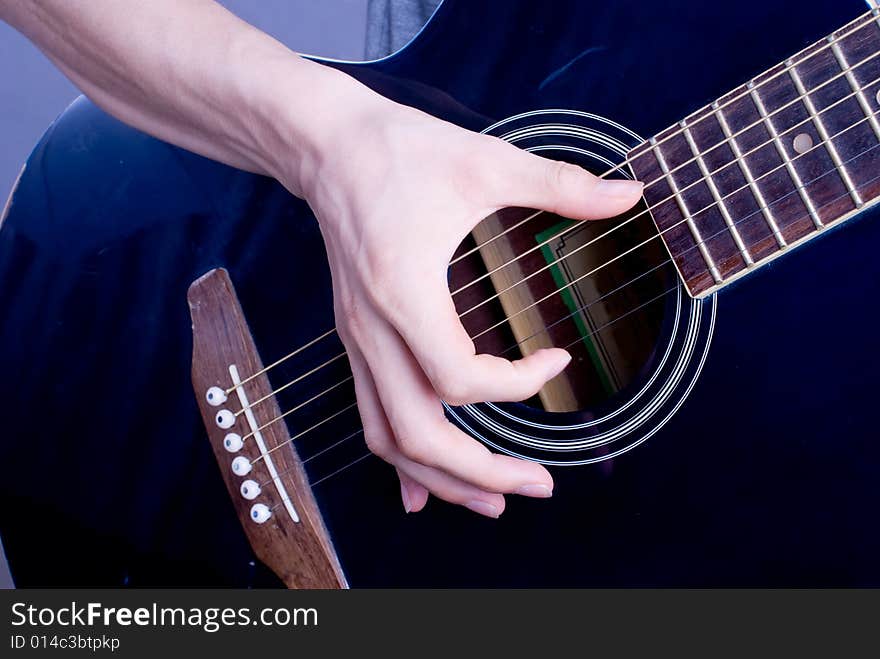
top-left (360, 313), bottom-right (554, 495)
top-left (381, 273), bottom-right (571, 406)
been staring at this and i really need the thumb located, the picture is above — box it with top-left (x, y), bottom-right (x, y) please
top-left (500, 148), bottom-right (644, 220)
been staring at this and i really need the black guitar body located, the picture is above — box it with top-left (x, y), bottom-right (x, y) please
top-left (1, 0), bottom-right (878, 586)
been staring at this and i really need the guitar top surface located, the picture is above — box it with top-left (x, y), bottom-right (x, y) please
top-left (0, 0), bottom-right (878, 586)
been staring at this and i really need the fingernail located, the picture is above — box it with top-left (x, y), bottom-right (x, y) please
top-left (400, 482), bottom-right (412, 513)
top-left (516, 484), bottom-right (553, 498)
top-left (466, 500), bottom-right (500, 518)
top-left (595, 179), bottom-right (644, 199)
top-left (551, 351), bottom-right (572, 375)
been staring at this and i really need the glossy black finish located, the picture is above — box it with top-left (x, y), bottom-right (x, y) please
top-left (1, 0), bottom-right (878, 586)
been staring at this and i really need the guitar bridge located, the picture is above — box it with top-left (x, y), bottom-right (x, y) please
top-left (188, 268), bottom-right (347, 589)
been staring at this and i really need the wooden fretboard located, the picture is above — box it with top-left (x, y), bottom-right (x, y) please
top-left (630, 9), bottom-right (880, 298)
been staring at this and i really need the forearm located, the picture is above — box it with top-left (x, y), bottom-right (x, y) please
top-left (0, 0), bottom-right (367, 196)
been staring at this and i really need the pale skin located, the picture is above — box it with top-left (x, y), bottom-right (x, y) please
top-left (1, 0), bottom-right (643, 518)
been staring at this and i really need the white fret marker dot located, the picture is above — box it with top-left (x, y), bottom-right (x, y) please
top-left (793, 133), bottom-right (813, 155)
top-left (875, 89), bottom-right (880, 107)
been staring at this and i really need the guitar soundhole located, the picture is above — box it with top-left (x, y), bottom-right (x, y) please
top-left (444, 111), bottom-right (713, 463)
top-left (451, 197), bottom-right (672, 414)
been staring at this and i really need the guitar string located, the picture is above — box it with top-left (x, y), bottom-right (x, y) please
top-left (255, 260), bottom-right (664, 479)
top-left (253, 11), bottom-right (880, 491)
top-left (228, 328), bottom-right (337, 393)
top-left (443, 6), bottom-right (878, 276)
top-left (240, 376), bottom-right (353, 440)
top-left (453, 53), bottom-right (880, 304)
top-left (447, 9), bottom-right (880, 289)
top-left (264, 283), bottom-right (679, 491)
top-left (270, 161), bottom-right (880, 492)
top-left (308, 453), bottom-right (375, 489)
top-left (271, 283), bottom-right (678, 497)
top-left (458, 113), bottom-right (877, 323)
top-left (225, 10), bottom-right (880, 394)
top-left (238, 103), bottom-right (880, 439)
top-left (249, 133), bottom-right (880, 468)
top-left (232, 26), bottom-right (880, 396)
top-left (307, 284), bottom-right (687, 490)
top-left (302, 428), bottom-right (365, 466)
top-left (472, 116), bottom-right (880, 341)
top-left (232, 90), bottom-right (880, 423)
top-left (481, 132), bottom-right (880, 346)
top-left (494, 260), bottom-right (673, 354)
top-left (234, 352), bottom-right (346, 417)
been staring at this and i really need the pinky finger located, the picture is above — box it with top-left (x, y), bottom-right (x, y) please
top-left (347, 343), bottom-right (504, 518)
top-left (396, 468), bottom-right (429, 513)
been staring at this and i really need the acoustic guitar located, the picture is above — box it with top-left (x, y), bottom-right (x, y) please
top-left (2, 0), bottom-right (879, 587)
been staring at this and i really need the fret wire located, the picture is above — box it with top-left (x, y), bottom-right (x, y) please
top-left (748, 82), bottom-right (824, 228)
top-left (650, 140), bottom-right (723, 282)
top-left (451, 12), bottom-right (880, 299)
top-left (251, 12), bottom-right (880, 358)
top-left (461, 111), bottom-right (880, 342)
top-left (302, 10), bottom-right (880, 487)
top-left (671, 10), bottom-right (875, 143)
top-left (245, 90), bottom-right (880, 428)
top-left (452, 67), bottom-right (880, 317)
top-left (829, 37), bottom-right (880, 142)
top-left (502, 123), bottom-right (878, 349)
top-left (301, 144), bottom-right (880, 491)
top-left (226, 12), bottom-right (880, 414)
top-left (787, 59), bottom-right (864, 207)
top-left (674, 142), bottom-right (880, 299)
top-left (680, 120), bottom-right (754, 265)
top-left (713, 101), bottom-right (788, 247)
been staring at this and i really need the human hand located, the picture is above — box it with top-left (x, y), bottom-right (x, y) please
top-left (292, 77), bottom-right (643, 518)
top-left (0, 0), bottom-right (641, 518)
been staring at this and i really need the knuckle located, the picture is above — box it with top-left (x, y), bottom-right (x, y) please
top-left (433, 372), bottom-right (471, 406)
top-left (547, 160), bottom-right (583, 190)
top-left (336, 293), bottom-right (366, 340)
top-left (395, 431), bottom-right (433, 465)
top-left (455, 136), bottom-right (508, 201)
top-left (454, 164), bottom-right (492, 203)
top-left (361, 254), bottom-right (409, 321)
top-left (363, 429), bottom-right (390, 459)
top-left (364, 245), bottom-right (397, 286)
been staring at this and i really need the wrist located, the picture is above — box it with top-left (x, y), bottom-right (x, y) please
top-left (238, 45), bottom-right (389, 199)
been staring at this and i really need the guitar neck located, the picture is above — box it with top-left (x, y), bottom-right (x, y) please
top-left (630, 8), bottom-right (880, 298)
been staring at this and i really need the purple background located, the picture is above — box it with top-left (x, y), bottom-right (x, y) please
top-left (0, 0), bottom-right (368, 589)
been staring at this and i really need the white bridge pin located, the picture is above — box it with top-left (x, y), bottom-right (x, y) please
top-left (231, 456), bottom-right (252, 476)
top-left (205, 386), bottom-right (227, 406)
top-left (240, 480), bottom-right (261, 500)
top-left (223, 433), bottom-right (243, 453)
top-left (250, 503), bottom-right (272, 524)
top-left (215, 409), bottom-right (235, 429)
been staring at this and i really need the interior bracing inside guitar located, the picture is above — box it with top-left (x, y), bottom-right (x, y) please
top-left (199, 6), bottom-right (880, 476)
top-left (6, 0), bottom-right (876, 588)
